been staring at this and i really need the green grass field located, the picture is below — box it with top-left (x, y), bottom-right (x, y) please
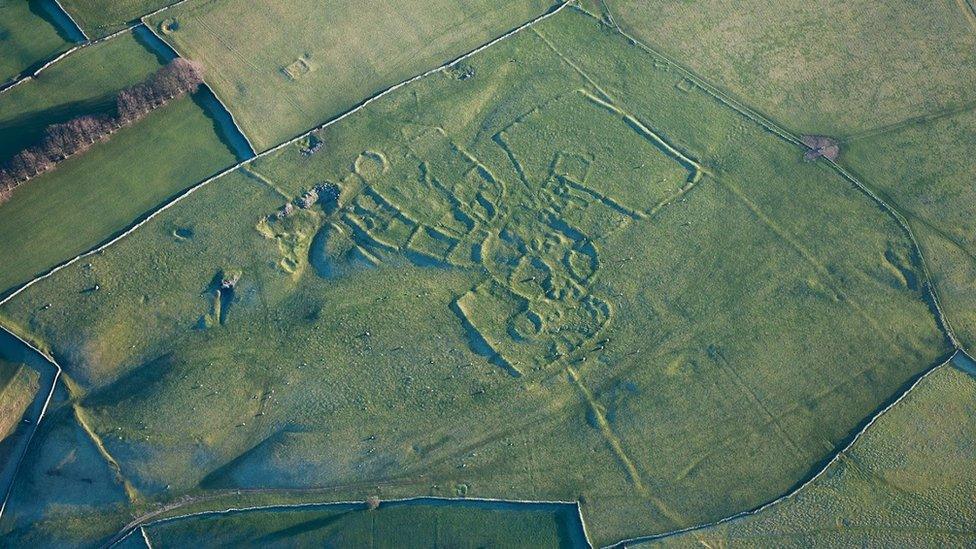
top-left (646, 357), bottom-right (976, 547)
top-left (0, 358), bottom-right (38, 441)
top-left (145, 0), bottom-right (556, 150)
top-left (0, 30), bottom-right (239, 296)
top-left (144, 502), bottom-right (586, 547)
top-left (839, 107), bottom-right (976, 349)
top-left (605, 0), bottom-right (976, 136)
top-left (0, 0), bottom-right (75, 83)
top-left (58, 0), bottom-right (176, 37)
top-left (0, 7), bottom-right (951, 546)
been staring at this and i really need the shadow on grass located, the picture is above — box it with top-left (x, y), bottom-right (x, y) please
top-left (29, 0), bottom-right (86, 43)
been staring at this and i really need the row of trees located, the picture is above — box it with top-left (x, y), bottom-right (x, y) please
top-left (0, 58), bottom-right (206, 204)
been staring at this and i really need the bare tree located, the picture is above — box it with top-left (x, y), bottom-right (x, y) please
top-left (116, 88), bottom-right (143, 124)
top-left (42, 123), bottom-right (78, 159)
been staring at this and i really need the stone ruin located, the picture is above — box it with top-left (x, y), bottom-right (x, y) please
top-left (801, 135), bottom-right (840, 162)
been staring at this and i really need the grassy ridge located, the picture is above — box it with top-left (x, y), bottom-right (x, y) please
top-left (605, 0), bottom-right (976, 135)
top-left (0, 7), bottom-right (949, 547)
top-left (646, 360), bottom-right (976, 547)
top-left (0, 30), bottom-right (237, 295)
top-left (0, 0), bottom-right (74, 83)
top-left (145, 0), bottom-right (555, 150)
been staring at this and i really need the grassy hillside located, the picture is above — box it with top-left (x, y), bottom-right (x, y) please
top-left (646, 357), bottom-right (976, 547)
top-left (145, 0), bottom-right (556, 150)
top-left (145, 502), bottom-right (586, 547)
top-left (0, 0), bottom-right (74, 83)
top-left (0, 359), bottom-right (38, 441)
top-left (0, 7), bottom-right (950, 546)
top-left (0, 30), bottom-right (238, 295)
top-left (605, 0), bottom-right (976, 136)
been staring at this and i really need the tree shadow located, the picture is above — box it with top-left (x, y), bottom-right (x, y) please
top-left (0, 94), bottom-right (117, 162)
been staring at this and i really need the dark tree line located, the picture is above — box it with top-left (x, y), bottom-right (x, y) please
top-left (0, 58), bottom-right (205, 204)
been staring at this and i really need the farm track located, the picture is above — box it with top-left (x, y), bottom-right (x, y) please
top-left (1, 1), bottom-right (972, 546)
top-left (840, 98), bottom-right (976, 144)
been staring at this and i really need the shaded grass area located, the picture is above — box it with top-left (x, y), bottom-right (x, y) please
top-left (0, 0), bottom-right (74, 84)
top-left (58, 0), bottom-right (176, 37)
top-left (0, 29), bottom-right (238, 296)
top-left (645, 359), bottom-right (976, 547)
top-left (145, 501), bottom-right (585, 548)
top-left (145, 0), bottom-right (556, 150)
top-left (605, 0), bottom-right (976, 136)
top-left (841, 107), bottom-right (976, 349)
top-left (0, 7), bottom-right (948, 546)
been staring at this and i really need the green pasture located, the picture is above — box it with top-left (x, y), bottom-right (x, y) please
top-left (0, 6), bottom-right (952, 547)
top-left (0, 0), bottom-right (74, 83)
top-left (0, 30), bottom-right (238, 296)
top-left (58, 0), bottom-right (175, 37)
top-left (145, 0), bottom-right (556, 150)
top-left (144, 502), bottom-right (585, 547)
top-left (648, 358), bottom-right (976, 547)
top-left (605, 0), bottom-right (976, 136)
top-left (841, 106), bottom-right (976, 349)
